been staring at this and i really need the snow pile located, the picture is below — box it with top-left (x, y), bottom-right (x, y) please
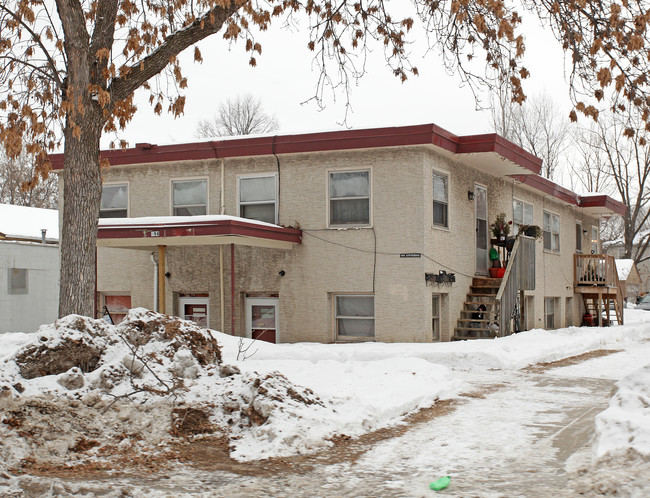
top-left (0, 309), bottom-right (459, 471)
top-left (0, 309), bottom-right (333, 471)
top-left (593, 363), bottom-right (650, 459)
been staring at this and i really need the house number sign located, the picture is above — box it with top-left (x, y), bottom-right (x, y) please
top-left (400, 253), bottom-right (422, 258)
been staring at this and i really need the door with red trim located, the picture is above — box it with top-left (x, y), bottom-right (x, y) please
top-left (245, 297), bottom-right (278, 344)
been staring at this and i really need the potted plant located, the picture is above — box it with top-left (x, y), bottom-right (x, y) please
top-left (517, 224), bottom-right (543, 240)
top-left (490, 213), bottom-right (511, 242)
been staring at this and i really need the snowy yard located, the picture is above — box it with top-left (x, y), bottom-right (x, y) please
top-left (1, 308), bottom-right (650, 496)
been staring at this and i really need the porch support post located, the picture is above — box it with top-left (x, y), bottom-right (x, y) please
top-left (231, 243), bottom-right (235, 336)
top-left (158, 245), bottom-right (166, 314)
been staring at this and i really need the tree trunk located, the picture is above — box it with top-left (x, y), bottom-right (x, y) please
top-left (58, 116), bottom-right (103, 318)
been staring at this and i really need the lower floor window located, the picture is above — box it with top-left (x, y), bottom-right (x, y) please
top-left (545, 297), bottom-right (558, 330)
top-left (335, 294), bottom-right (375, 339)
top-left (102, 294), bottom-right (131, 324)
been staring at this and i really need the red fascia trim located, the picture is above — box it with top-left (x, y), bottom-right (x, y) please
top-left (49, 123), bottom-right (539, 172)
top-left (510, 174), bottom-right (580, 206)
top-left (458, 134), bottom-right (542, 174)
top-left (97, 219), bottom-right (302, 244)
top-left (579, 195), bottom-right (627, 216)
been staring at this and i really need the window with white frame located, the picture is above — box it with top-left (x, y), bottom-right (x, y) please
top-left (512, 199), bottom-right (533, 234)
top-left (545, 297), bottom-right (558, 329)
top-left (575, 222), bottom-right (583, 253)
top-left (100, 183), bottom-right (128, 218)
top-left (433, 171), bottom-right (448, 228)
top-left (329, 170), bottom-right (370, 226)
top-left (334, 294), bottom-right (375, 339)
top-left (172, 179), bottom-right (207, 216)
top-left (239, 174), bottom-right (277, 224)
top-left (8, 268), bottom-right (28, 295)
top-left (543, 211), bottom-right (560, 252)
top-left (591, 226), bottom-right (599, 254)
top-left (432, 294), bottom-right (440, 341)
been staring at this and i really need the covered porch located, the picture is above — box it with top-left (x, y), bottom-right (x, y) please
top-left (96, 215), bottom-right (302, 338)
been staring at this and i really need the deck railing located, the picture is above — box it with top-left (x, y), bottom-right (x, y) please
top-left (495, 236), bottom-right (536, 336)
top-left (574, 254), bottom-right (618, 288)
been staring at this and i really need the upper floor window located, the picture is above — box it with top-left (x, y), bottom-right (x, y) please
top-left (172, 179), bottom-right (207, 216)
top-left (239, 174), bottom-right (277, 224)
top-left (100, 183), bottom-right (128, 218)
top-left (432, 171), bottom-right (448, 228)
top-left (512, 199), bottom-right (533, 233)
top-left (575, 222), bottom-right (583, 253)
top-left (329, 170), bottom-right (370, 226)
top-left (543, 211), bottom-right (560, 252)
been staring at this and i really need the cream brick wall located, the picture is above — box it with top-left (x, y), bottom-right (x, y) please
top-left (90, 145), bottom-right (600, 342)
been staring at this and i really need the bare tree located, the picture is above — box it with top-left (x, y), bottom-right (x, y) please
top-left (491, 92), bottom-right (571, 180)
top-left (594, 113), bottom-right (650, 264)
top-left (0, 153), bottom-right (58, 209)
top-left (195, 94), bottom-right (279, 138)
top-left (569, 124), bottom-right (613, 195)
top-left (4, 0), bottom-right (650, 316)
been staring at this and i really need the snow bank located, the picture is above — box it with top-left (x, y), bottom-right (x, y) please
top-left (594, 363), bottom-right (650, 459)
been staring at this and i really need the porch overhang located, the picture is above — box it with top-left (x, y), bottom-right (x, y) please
top-left (97, 215), bottom-right (302, 250)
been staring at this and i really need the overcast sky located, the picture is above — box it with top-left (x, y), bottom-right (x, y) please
top-left (110, 12), bottom-right (573, 148)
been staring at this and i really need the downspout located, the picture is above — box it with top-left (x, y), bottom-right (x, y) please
top-left (220, 157), bottom-right (226, 334)
top-left (231, 243), bottom-right (235, 336)
top-left (150, 252), bottom-right (159, 312)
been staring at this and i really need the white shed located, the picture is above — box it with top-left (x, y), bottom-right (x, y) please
top-left (0, 204), bottom-right (59, 333)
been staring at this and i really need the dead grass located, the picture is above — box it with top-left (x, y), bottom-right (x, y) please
top-left (524, 349), bottom-right (622, 373)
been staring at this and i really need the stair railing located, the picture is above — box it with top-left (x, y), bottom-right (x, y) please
top-left (495, 236), bottom-right (536, 336)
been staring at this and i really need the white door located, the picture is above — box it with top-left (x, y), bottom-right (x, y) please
top-left (245, 297), bottom-right (279, 344)
top-left (179, 297), bottom-right (209, 327)
top-left (475, 184), bottom-right (488, 275)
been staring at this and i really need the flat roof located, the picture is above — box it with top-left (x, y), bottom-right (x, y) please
top-left (49, 123), bottom-right (543, 176)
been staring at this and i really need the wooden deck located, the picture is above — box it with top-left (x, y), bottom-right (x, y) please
top-left (574, 254), bottom-right (624, 326)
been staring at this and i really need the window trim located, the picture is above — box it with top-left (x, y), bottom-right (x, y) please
top-left (333, 293), bottom-right (375, 341)
top-left (100, 182), bottom-right (130, 218)
top-left (327, 168), bottom-right (372, 228)
top-left (432, 169), bottom-right (450, 230)
top-left (237, 172), bottom-right (278, 224)
top-left (543, 210), bottom-right (561, 253)
top-left (512, 198), bottom-right (533, 234)
top-left (170, 177), bottom-right (209, 216)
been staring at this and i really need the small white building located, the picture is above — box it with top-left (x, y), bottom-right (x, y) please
top-left (0, 204), bottom-right (59, 333)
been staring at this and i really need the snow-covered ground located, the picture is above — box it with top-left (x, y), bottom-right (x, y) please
top-left (1, 307), bottom-right (650, 492)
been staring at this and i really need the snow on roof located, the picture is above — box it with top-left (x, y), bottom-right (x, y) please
top-left (0, 203), bottom-right (59, 242)
top-left (615, 259), bottom-right (635, 280)
top-left (98, 214), bottom-right (282, 229)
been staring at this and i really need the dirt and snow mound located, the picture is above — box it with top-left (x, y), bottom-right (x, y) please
top-left (0, 309), bottom-right (331, 475)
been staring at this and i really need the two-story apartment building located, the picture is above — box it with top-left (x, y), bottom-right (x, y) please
top-left (51, 123), bottom-right (625, 342)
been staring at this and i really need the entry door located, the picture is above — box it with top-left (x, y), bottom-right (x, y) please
top-left (179, 297), bottom-right (209, 327)
top-left (475, 184), bottom-right (488, 275)
top-left (245, 297), bottom-right (279, 344)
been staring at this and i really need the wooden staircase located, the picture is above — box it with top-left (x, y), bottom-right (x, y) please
top-left (581, 292), bottom-right (623, 326)
top-left (454, 277), bottom-right (501, 340)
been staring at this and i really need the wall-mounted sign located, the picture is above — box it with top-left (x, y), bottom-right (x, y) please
top-left (400, 253), bottom-right (422, 258)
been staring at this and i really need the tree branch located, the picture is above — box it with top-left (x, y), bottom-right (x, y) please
top-left (0, 4), bottom-right (64, 90)
top-left (109, 1), bottom-right (243, 104)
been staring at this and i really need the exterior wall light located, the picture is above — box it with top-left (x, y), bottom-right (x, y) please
top-left (468, 191), bottom-right (475, 201)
